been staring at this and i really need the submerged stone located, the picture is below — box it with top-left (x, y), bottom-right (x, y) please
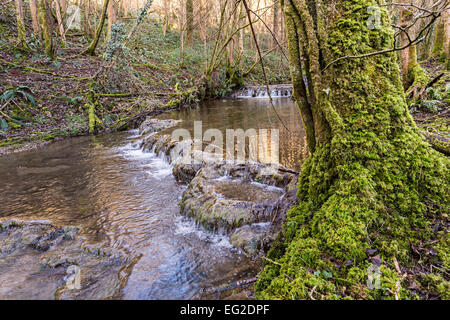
top-left (0, 220), bottom-right (138, 300)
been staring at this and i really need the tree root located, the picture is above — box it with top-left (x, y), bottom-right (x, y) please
top-left (0, 58), bottom-right (92, 81)
top-left (421, 131), bottom-right (450, 155)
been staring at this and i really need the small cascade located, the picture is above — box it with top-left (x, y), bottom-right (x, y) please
top-left (230, 84), bottom-right (294, 99)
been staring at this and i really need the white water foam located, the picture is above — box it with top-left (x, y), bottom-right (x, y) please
top-left (250, 181), bottom-right (284, 193)
top-left (174, 216), bottom-right (235, 250)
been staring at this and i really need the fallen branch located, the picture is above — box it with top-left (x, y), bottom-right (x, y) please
top-left (421, 131), bottom-right (450, 155)
top-left (0, 58), bottom-right (91, 81)
top-left (426, 73), bottom-right (445, 89)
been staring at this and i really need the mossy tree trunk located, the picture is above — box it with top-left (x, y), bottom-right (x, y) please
top-left (15, 0), bottom-right (28, 49)
top-left (256, 0), bottom-right (449, 300)
top-left (432, 12), bottom-right (446, 59)
top-left (29, 0), bottom-right (41, 36)
top-left (400, 9), bottom-right (429, 97)
top-left (83, 0), bottom-right (110, 56)
top-left (38, 0), bottom-right (55, 59)
top-left (185, 0), bottom-right (194, 46)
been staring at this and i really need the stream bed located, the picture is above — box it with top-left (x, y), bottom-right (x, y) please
top-left (0, 98), bottom-right (306, 300)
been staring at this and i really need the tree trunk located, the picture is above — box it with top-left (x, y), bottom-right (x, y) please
top-left (272, 0), bottom-right (279, 49)
top-left (54, 0), bottom-right (67, 48)
top-left (256, 0), bottom-right (449, 300)
top-left (38, 0), bottom-right (55, 59)
top-left (14, 0), bottom-right (28, 49)
top-left (29, 0), bottom-right (41, 36)
top-left (122, 0), bottom-right (128, 18)
top-left (83, 0), bottom-right (110, 55)
top-left (400, 9), bottom-right (429, 93)
top-left (432, 10), bottom-right (449, 68)
top-left (443, 7), bottom-right (450, 69)
top-left (82, 0), bottom-right (94, 38)
top-left (162, 0), bottom-right (169, 36)
top-left (107, 0), bottom-right (116, 41)
top-left (185, 0), bottom-right (194, 46)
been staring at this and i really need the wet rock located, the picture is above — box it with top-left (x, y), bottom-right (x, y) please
top-left (179, 163), bottom-right (298, 257)
top-left (136, 116), bottom-right (299, 258)
top-left (0, 220), bottom-right (138, 300)
top-left (139, 118), bottom-right (181, 136)
top-left (230, 223), bottom-right (271, 257)
top-left (229, 84), bottom-right (294, 98)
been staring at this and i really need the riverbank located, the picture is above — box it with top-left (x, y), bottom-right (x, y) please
top-left (0, 1), bottom-right (292, 155)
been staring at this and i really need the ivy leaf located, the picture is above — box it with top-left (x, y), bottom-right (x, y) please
top-left (0, 90), bottom-right (15, 101)
top-left (0, 118), bottom-right (8, 132)
top-left (18, 91), bottom-right (36, 106)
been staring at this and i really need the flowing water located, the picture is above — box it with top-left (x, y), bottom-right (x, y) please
top-left (0, 97), bottom-right (307, 299)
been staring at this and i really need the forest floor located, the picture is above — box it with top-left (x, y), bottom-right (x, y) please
top-left (412, 59), bottom-right (449, 138)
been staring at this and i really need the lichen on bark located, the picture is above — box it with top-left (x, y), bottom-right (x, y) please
top-left (256, 0), bottom-right (449, 300)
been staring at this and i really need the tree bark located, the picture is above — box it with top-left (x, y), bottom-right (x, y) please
top-left (185, 0), bottom-right (194, 46)
top-left (432, 9), bottom-right (449, 68)
top-left (256, 0), bottom-right (449, 300)
top-left (54, 0), bottom-right (67, 48)
top-left (272, 0), bottom-right (279, 49)
top-left (38, 0), bottom-right (55, 58)
top-left (107, 0), bottom-right (116, 41)
top-left (83, 0), bottom-right (110, 55)
top-left (29, 0), bottom-right (41, 36)
top-left (162, 0), bottom-right (170, 36)
top-left (14, 0), bottom-right (28, 49)
top-left (400, 8), bottom-right (429, 92)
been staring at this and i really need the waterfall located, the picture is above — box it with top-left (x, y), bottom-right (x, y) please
top-left (230, 84), bottom-right (294, 99)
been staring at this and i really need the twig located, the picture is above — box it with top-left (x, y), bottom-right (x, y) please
top-left (262, 256), bottom-right (283, 266)
top-left (0, 58), bottom-right (91, 80)
top-left (393, 257), bottom-right (402, 274)
top-left (309, 286), bottom-right (317, 300)
top-left (0, 101), bottom-right (10, 112)
top-left (322, 1), bottom-right (447, 71)
top-left (242, 0), bottom-right (290, 132)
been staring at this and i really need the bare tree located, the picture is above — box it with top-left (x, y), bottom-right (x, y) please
top-left (38, 0), bottom-right (55, 58)
top-left (14, 0), bottom-right (28, 49)
top-left (83, 0), bottom-right (110, 55)
top-left (107, 0), bottom-right (117, 40)
top-left (29, 0), bottom-right (41, 36)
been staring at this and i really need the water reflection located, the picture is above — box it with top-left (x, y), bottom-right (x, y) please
top-left (158, 98), bottom-right (309, 171)
top-left (0, 98), bottom-right (307, 299)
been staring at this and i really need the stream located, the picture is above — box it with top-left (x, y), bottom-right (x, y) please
top-left (0, 97), bottom-right (307, 299)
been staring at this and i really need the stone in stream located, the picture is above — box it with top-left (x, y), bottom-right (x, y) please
top-left (0, 220), bottom-right (139, 300)
top-left (138, 118), bottom-right (300, 258)
top-left (179, 163), bottom-right (298, 257)
top-left (139, 118), bottom-right (181, 136)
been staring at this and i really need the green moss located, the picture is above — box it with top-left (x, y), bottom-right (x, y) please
top-left (256, 0), bottom-right (450, 300)
top-left (420, 274), bottom-right (450, 299)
